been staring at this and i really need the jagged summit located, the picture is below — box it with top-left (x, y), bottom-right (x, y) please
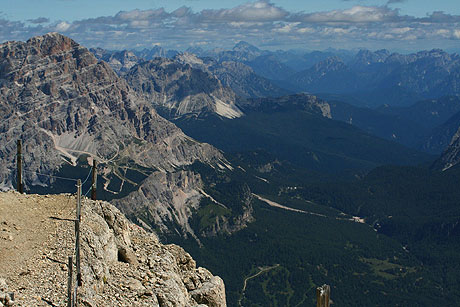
top-left (0, 33), bottom-right (234, 239)
top-left (125, 57), bottom-right (243, 119)
top-left (0, 32), bottom-right (79, 61)
top-left (232, 41), bottom-right (260, 53)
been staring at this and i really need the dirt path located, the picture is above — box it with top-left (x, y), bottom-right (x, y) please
top-left (253, 194), bottom-right (366, 224)
top-left (0, 192), bottom-right (76, 306)
top-left (238, 264), bottom-right (280, 306)
top-left (253, 194), bottom-right (327, 217)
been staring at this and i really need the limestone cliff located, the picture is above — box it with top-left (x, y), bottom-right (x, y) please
top-left (0, 33), bottom-right (222, 189)
top-left (124, 58), bottom-right (242, 119)
top-left (0, 33), bottom-right (241, 240)
top-left (0, 191), bottom-right (226, 306)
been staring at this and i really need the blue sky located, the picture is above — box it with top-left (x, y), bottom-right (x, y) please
top-left (1, 0), bottom-right (459, 52)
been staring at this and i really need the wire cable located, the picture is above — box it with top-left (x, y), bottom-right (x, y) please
top-left (23, 170), bottom-right (79, 182)
top-left (81, 166), bottom-right (93, 186)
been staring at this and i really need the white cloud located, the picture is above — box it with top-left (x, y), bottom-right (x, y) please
top-left (0, 2), bottom-right (460, 51)
top-left (200, 1), bottom-right (288, 22)
top-left (28, 17), bottom-right (50, 24)
top-left (454, 29), bottom-right (460, 39)
top-left (297, 27), bottom-right (314, 34)
top-left (55, 21), bottom-right (71, 32)
top-left (435, 29), bottom-right (450, 38)
top-left (273, 22), bottom-right (300, 33)
top-left (116, 9), bottom-right (167, 22)
top-left (294, 6), bottom-right (400, 23)
top-left (391, 27), bottom-right (412, 34)
top-left (403, 34), bottom-right (417, 40)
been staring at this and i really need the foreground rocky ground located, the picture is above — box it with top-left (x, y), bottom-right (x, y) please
top-left (0, 191), bottom-right (226, 306)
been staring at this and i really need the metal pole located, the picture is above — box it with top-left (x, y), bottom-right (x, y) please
top-left (17, 140), bottom-right (23, 193)
top-left (91, 160), bottom-right (97, 200)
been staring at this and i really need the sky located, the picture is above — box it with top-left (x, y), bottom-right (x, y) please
top-left (0, 0), bottom-right (459, 52)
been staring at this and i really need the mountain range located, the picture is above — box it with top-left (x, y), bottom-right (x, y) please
top-left (0, 33), bottom-right (249, 242)
top-left (3, 33), bottom-right (460, 306)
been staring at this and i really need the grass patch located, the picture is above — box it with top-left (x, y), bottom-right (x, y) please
top-left (361, 257), bottom-right (416, 280)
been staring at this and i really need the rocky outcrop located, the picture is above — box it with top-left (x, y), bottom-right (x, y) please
top-left (124, 57), bottom-right (242, 119)
top-left (0, 191), bottom-right (226, 306)
top-left (80, 194), bottom-right (226, 306)
top-left (112, 169), bottom-right (254, 240)
top-left (113, 170), bottom-right (205, 239)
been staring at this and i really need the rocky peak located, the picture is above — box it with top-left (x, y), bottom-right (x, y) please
top-left (232, 41), bottom-right (260, 53)
top-left (134, 46), bottom-right (179, 60)
top-left (350, 49), bottom-right (390, 69)
top-left (174, 52), bottom-right (205, 66)
top-left (125, 57), bottom-right (243, 119)
top-left (90, 48), bottom-right (140, 74)
top-left (313, 56), bottom-right (347, 72)
top-left (26, 32), bottom-right (78, 57)
top-left (1, 32), bottom-right (96, 82)
top-left (0, 33), bottom-right (231, 241)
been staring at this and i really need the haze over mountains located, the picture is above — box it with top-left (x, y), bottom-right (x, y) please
top-left (2, 33), bottom-right (460, 305)
top-left (90, 40), bottom-right (460, 156)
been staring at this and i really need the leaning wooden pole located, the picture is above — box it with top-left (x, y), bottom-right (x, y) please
top-left (91, 160), bottom-right (97, 200)
top-left (316, 284), bottom-right (330, 307)
top-left (17, 140), bottom-right (23, 193)
top-left (75, 179), bottom-right (82, 287)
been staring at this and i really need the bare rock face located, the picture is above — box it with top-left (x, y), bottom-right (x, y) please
top-left (113, 170), bottom-right (204, 239)
top-left (124, 57), bottom-right (243, 119)
top-left (0, 191), bottom-right (226, 306)
top-left (90, 48), bottom-right (140, 74)
top-left (113, 170), bottom-right (254, 240)
top-left (79, 197), bottom-right (226, 306)
top-left (0, 33), bottom-right (222, 187)
top-left (432, 126), bottom-right (460, 171)
top-left (0, 33), bottom-right (228, 236)
top-left (174, 53), bottom-right (290, 99)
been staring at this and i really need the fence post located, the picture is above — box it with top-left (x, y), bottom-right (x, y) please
top-left (316, 284), bottom-right (330, 307)
top-left (76, 179), bottom-right (82, 287)
top-left (91, 160), bottom-right (97, 200)
top-left (17, 140), bottom-right (23, 193)
top-left (67, 256), bottom-right (73, 307)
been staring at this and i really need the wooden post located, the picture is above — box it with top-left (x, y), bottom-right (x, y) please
top-left (16, 140), bottom-right (23, 193)
top-left (67, 256), bottom-right (73, 307)
top-left (76, 179), bottom-right (82, 287)
top-left (91, 160), bottom-right (97, 200)
top-left (76, 179), bottom-right (81, 222)
top-left (316, 284), bottom-right (330, 307)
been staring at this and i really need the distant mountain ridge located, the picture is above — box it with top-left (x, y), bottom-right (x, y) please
top-left (174, 53), bottom-right (290, 98)
top-left (330, 96), bottom-right (460, 153)
top-left (91, 42), bottom-right (460, 109)
top-left (290, 49), bottom-right (460, 107)
top-left (124, 57), bottom-right (243, 119)
top-left (0, 33), bottom-right (252, 240)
